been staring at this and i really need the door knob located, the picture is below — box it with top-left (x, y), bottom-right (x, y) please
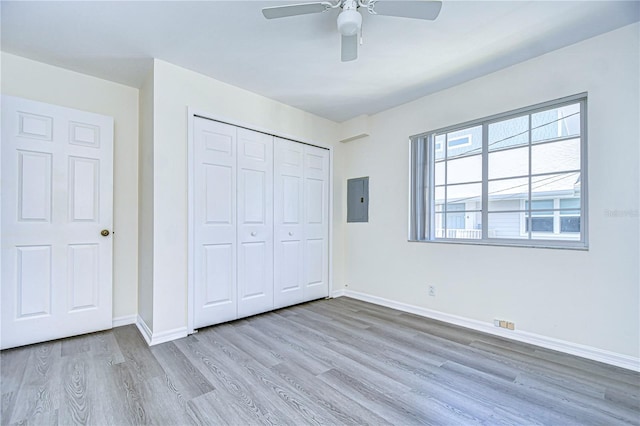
top-left (251, 231), bottom-right (257, 236)
top-left (101, 229), bottom-right (110, 237)
top-left (288, 232), bottom-right (294, 236)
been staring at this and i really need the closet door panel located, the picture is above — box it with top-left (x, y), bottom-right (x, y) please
top-left (274, 139), bottom-right (304, 308)
top-left (193, 118), bottom-right (237, 327)
top-left (237, 128), bottom-right (274, 318)
top-left (303, 145), bottom-right (330, 301)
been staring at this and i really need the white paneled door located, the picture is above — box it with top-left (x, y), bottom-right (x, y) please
top-left (237, 128), bottom-right (273, 318)
top-left (1, 95), bottom-right (114, 349)
top-left (274, 138), bottom-right (304, 308)
top-left (303, 145), bottom-right (330, 301)
top-left (193, 119), bottom-right (238, 328)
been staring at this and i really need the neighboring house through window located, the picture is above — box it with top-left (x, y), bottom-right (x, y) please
top-left (523, 198), bottom-right (581, 237)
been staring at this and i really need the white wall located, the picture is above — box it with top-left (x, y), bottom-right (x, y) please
top-left (148, 59), bottom-right (345, 335)
top-left (1, 53), bottom-right (140, 321)
top-left (341, 23), bottom-right (640, 359)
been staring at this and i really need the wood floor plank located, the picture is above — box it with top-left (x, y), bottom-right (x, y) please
top-left (440, 360), bottom-right (606, 424)
top-left (88, 331), bottom-right (125, 365)
top-left (59, 356), bottom-right (91, 425)
top-left (270, 361), bottom-right (393, 426)
top-left (285, 307), bottom-right (448, 369)
top-left (212, 324), bottom-right (283, 369)
top-left (471, 339), bottom-right (640, 398)
top-left (173, 335), bottom-right (297, 425)
top-left (515, 372), bottom-right (640, 424)
top-left (111, 362), bottom-right (150, 425)
top-left (396, 389), bottom-right (489, 426)
top-left (298, 301), bottom-right (373, 329)
top-left (606, 386), bottom-right (640, 412)
top-left (150, 342), bottom-right (215, 400)
top-left (196, 328), bottom-right (338, 425)
top-left (137, 375), bottom-right (198, 425)
top-left (60, 334), bottom-right (92, 358)
top-left (317, 367), bottom-right (429, 425)
top-left (243, 317), bottom-right (335, 375)
top-left (87, 359), bottom-right (141, 426)
top-left (254, 316), bottom-right (415, 396)
top-left (8, 341), bottom-right (62, 425)
top-left (186, 390), bottom-right (255, 425)
top-left (112, 325), bottom-right (164, 383)
top-left (0, 345), bottom-right (29, 423)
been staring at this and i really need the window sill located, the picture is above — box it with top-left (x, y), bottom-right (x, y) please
top-left (408, 238), bottom-right (589, 251)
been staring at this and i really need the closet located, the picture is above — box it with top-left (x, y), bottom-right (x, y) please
top-left (192, 117), bottom-right (330, 329)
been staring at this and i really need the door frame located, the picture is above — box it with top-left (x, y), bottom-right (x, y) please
top-left (186, 108), bottom-right (334, 334)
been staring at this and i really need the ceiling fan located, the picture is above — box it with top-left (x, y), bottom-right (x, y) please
top-left (262, 0), bottom-right (443, 62)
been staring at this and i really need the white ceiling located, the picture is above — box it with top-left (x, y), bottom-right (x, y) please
top-left (2, 1), bottom-right (638, 122)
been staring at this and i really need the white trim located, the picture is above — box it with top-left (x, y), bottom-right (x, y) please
top-left (187, 107), bottom-right (195, 335)
top-left (136, 315), bottom-right (153, 345)
top-left (328, 147), bottom-right (334, 297)
top-left (331, 289), bottom-right (347, 298)
top-left (112, 315), bottom-right (136, 328)
top-left (337, 290), bottom-right (640, 372)
top-left (147, 326), bottom-right (189, 346)
top-left (135, 315), bottom-right (188, 346)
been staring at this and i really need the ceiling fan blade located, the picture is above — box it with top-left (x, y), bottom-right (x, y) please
top-left (262, 2), bottom-right (331, 19)
top-left (341, 34), bottom-right (358, 62)
top-left (371, 0), bottom-right (442, 20)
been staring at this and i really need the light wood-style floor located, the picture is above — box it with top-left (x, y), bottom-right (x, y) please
top-left (1, 297), bottom-right (639, 425)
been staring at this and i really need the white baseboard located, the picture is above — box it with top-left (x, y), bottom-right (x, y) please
top-left (136, 315), bottom-right (153, 345)
top-left (337, 290), bottom-right (640, 372)
top-left (148, 326), bottom-right (189, 346)
top-left (331, 289), bottom-right (347, 298)
top-left (135, 315), bottom-right (188, 346)
top-left (112, 315), bottom-right (137, 328)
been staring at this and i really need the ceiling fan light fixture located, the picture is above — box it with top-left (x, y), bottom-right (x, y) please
top-left (337, 9), bottom-right (362, 36)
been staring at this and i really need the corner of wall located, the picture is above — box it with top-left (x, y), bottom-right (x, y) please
top-left (137, 67), bottom-right (155, 331)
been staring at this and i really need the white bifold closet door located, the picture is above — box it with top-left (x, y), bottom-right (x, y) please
top-left (274, 138), bottom-right (330, 307)
top-left (193, 118), bottom-right (274, 328)
top-left (236, 128), bottom-right (274, 318)
top-left (193, 116), bottom-right (328, 330)
top-left (193, 119), bottom-right (238, 327)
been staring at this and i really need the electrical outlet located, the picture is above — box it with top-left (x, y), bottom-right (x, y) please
top-left (494, 318), bottom-right (516, 330)
top-left (428, 285), bottom-right (436, 297)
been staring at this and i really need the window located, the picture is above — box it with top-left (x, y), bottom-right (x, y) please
top-left (447, 135), bottom-right (472, 150)
top-left (409, 94), bottom-right (587, 249)
top-left (525, 200), bottom-right (554, 233)
top-left (522, 198), bottom-right (580, 236)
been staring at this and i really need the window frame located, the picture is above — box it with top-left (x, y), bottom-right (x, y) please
top-left (409, 93), bottom-right (588, 250)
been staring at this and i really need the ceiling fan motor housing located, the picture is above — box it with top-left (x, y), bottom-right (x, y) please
top-left (337, 1), bottom-right (362, 36)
